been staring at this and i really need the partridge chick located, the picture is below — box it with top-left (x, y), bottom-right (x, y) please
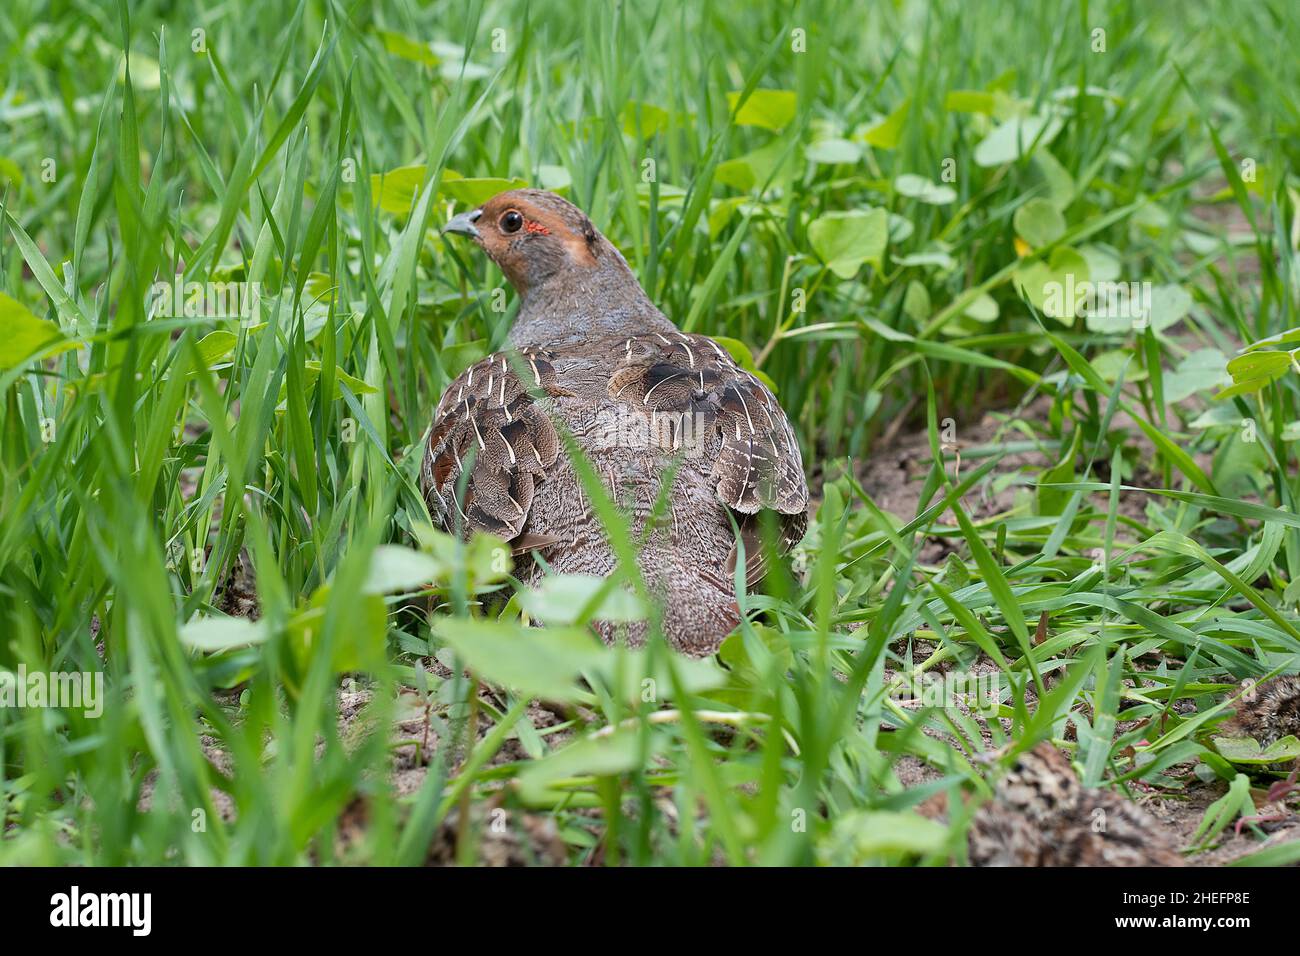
top-left (1223, 674), bottom-right (1300, 746)
top-left (968, 742), bottom-right (1184, 867)
top-left (425, 190), bottom-right (808, 655)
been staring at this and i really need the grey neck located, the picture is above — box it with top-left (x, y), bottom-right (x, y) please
top-left (507, 243), bottom-right (677, 349)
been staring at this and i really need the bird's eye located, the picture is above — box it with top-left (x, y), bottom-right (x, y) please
top-left (500, 210), bottom-right (524, 233)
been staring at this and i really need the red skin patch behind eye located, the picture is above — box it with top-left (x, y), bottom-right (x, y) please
top-left (524, 220), bottom-right (551, 235)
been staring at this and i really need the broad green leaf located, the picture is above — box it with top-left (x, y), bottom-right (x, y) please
top-left (1164, 348), bottom-right (1230, 403)
top-left (894, 249), bottom-right (957, 271)
top-left (963, 292), bottom-right (999, 322)
top-left (727, 89), bottom-right (796, 130)
top-left (363, 545), bottom-right (441, 594)
top-left (859, 99), bottom-right (910, 149)
top-left (974, 114), bottom-right (1063, 167)
top-left (1226, 349), bottom-right (1293, 381)
top-left (179, 615), bottom-right (270, 652)
top-left (1190, 404), bottom-right (1244, 429)
top-left (895, 174), bottom-right (956, 205)
top-left (519, 574), bottom-right (646, 625)
top-left (195, 330), bottom-right (237, 367)
top-left (416, 530), bottom-right (513, 590)
top-left (0, 292), bottom-right (75, 368)
top-left (902, 281), bottom-right (931, 323)
top-left (808, 208), bottom-right (888, 279)
top-left (441, 176), bottom-right (528, 206)
top-left (1031, 149), bottom-right (1076, 208)
top-left (888, 212), bottom-right (914, 243)
top-left (1215, 376), bottom-right (1288, 400)
top-left (378, 29), bottom-right (440, 66)
top-left (621, 101), bottom-right (671, 138)
top-left (1212, 423), bottom-right (1273, 497)
top-left (1083, 282), bottom-right (1159, 334)
top-left (715, 137), bottom-right (793, 192)
top-left (516, 727), bottom-right (661, 804)
top-left (1212, 735), bottom-right (1300, 765)
top-left (819, 811), bottom-right (948, 863)
top-left (596, 646), bottom-right (729, 703)
top-left (312, 361), bottom-right (377, 397)
top-left (434, 618), bottom-right (607, 702)
top-left (0, 157), bottom-right (24, 189)
top-left (1013, 197), bottom-right (1066, 248)
top-left (371, 163), bottom-right (430, 215)
top-left (944, 89), bottom-right (995, 114)
top-left (1145, 283), bottom-right (1193, 332)
top-left (1090, 348), bottom-right (1148, 384)
top-left (714, 625), bottom-right (794, 698)
top-left (806, 138), bottom-right (861, 165)
top-left (426, 40), bottom-right (492, 80)
top-left (371, 167), bottom-right (526, 214)
top-left (277, 361), bottom-right (377, 406)
top-left (1079, 245), bottom-right (1121, 282)
top-left (1014, 247), bottom-right (1090, 323)
top-left (1218, 348), bottom-right (1295, 398)
top-left (537, 164), bottom-right (571, 191)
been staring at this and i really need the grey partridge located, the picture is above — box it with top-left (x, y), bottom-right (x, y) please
top-left (423, 189), bottom-right (808, 655)
top-left (968, 742), bottom-right (1184, 867)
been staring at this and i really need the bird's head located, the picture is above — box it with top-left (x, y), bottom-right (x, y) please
top-left (442, 188), bottom-right (605, 296)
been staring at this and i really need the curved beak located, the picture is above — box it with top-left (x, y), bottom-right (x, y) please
top-left (442, 208), bottom-right (482, 238)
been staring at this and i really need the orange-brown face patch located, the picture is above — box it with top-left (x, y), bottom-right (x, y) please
top-left (462, 190), bottom-right (601, 292)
